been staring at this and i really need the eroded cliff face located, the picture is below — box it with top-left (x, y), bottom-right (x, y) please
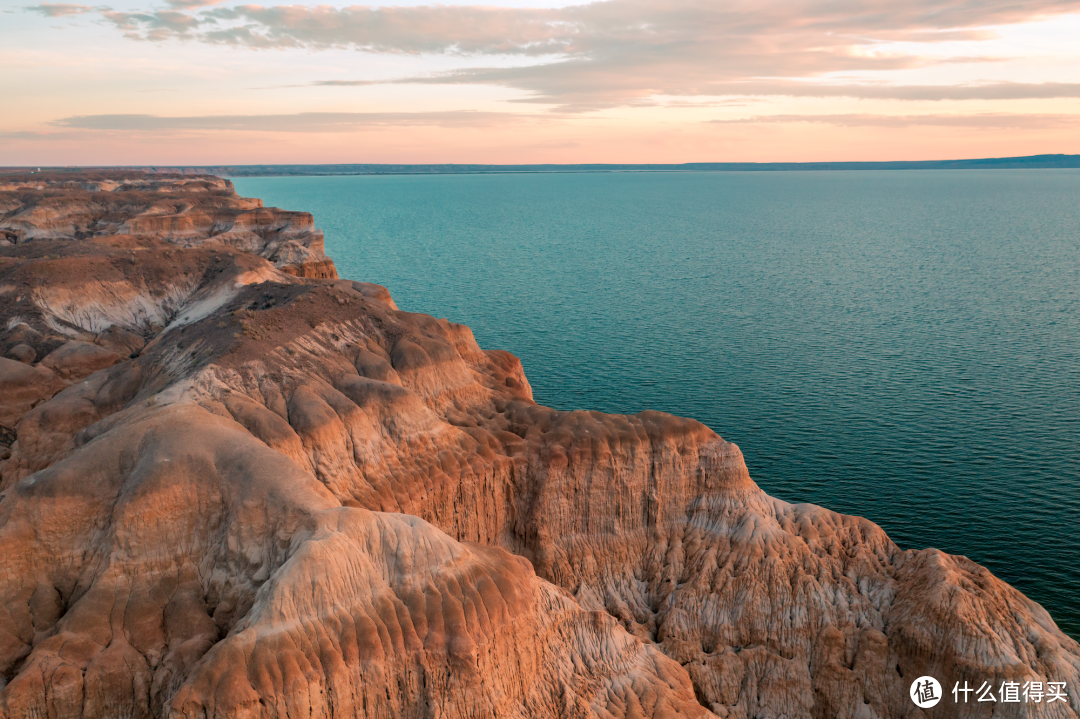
top-left (0, 172), bottom-right (1076, 719)
top-left (0, 171), bottom-right (335, 279)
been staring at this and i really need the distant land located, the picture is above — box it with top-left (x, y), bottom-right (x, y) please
top-left (3, 153), bottom-right (1080, 177)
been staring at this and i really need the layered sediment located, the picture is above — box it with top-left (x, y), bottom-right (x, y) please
top-left (0, 171), bottom-right (1077, 719)
top-left (0, 171), bottom-right (335, 278)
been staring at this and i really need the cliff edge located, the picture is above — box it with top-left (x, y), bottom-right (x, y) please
top-left (0, 172), bottom-right (1077, 719)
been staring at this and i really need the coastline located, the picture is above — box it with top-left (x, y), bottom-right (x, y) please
top-left (1, 170), bottom-right (1078, 718)
top-left (4, 153), bottom-right (1080, 179)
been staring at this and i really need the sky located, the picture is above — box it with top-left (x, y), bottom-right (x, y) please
top-left (2, 0), bottom-right (1080, 164)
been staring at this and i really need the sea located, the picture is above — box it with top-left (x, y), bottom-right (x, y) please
top-left (233, 170), bottom-right (1080, 639)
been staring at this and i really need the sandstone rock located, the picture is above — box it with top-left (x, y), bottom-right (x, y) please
top-left (39, 341), bottom-right (121, 380)
top-left (4, 344), bottom-right (35, 364)
top-left (95, 325), bottom-right (146, 357)
top-left (0, 170), bottom-right (336, 278)
top-left (0, 171), bottom-right (1076, 719)
top-left (0, 356), bottom-right (64, 427)
top-left (0, 403), bottom-right (709, 719)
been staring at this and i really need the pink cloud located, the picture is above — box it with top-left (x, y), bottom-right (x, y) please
top-left (50, 110), bottom-right (535, 132)
top-left (23, 2), bottom-right (95, 17)
top-left (24, 0), bottom-right (1080, 110)
top-left (708, 112), bottom-right (1080, 129)
top-left (165, 0), bottom-right (226, 8)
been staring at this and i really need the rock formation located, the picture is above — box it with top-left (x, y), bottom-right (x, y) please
top-left (0, 170), bottom-right (335, 278)
top-left (0, 171), bottom-right (1077, 719)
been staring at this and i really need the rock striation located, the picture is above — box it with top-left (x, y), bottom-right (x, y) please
top-left (0, 171), bottom-right (335, 278)
top-left (0, 171), bottom-right (1077, 719)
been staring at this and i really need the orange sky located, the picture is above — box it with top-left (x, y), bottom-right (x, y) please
top-left (3, 0), bottom-right (1080, 164)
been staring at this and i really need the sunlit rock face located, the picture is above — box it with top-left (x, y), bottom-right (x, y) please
top-left (0, 171), bottom-right (1077, 719)
top-left (0, 170), bottom-right (335, 278)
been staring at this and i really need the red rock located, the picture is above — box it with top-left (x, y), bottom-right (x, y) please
top-left (0, 170), bottom-right (336, 278)
top-left (0, 356), bottom-right (64, 427)
top-left (3, 344), bottom-right (35, 364)
top-left (95, 326), bottom-right (145, 357)
top-left (39, 341), bottom-right (120, 380)
top-left (0, 171), bottom-right (1076, 719)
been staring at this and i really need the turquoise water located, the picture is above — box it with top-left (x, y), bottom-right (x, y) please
top-left (233, 171), bottom-right (1080, 639)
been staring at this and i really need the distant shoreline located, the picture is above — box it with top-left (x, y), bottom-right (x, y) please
top-left (4, 153), bottom-right (1079, 177)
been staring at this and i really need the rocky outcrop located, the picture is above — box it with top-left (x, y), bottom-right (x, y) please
top-left (0, 172), bottom-right (1076, 719)
top-left (0, 171), bottom-right (335, 278)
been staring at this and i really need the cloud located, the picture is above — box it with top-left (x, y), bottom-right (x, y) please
top-left (707, 113), bottom-right (1080, 129)
top-left (23, 3), bottom-right (94, 17)
top-left (165, 0), bottom-right (225, 8)
top-left (302, 77), bottom-right (1080, 104)
top-left (25, 0), bottom-right (1080, 110)
top-left (185, 0), bottom-right (1080, 58)
top-left (693, 81), bottom-right (1080, 101)
top-left (0, 129), bottom-right (90, 140)
top-left (51, 110), bottom-right (533, 132)
top-left (100, 9), bottom-right (201, 40)
top-left (311, 80), bottom-right (383, 87)
top-left (201, 4), bottom-right (573, 54)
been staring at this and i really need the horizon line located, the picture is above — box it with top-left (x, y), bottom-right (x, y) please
top-left (4, 153), bottom-right (1080, 176)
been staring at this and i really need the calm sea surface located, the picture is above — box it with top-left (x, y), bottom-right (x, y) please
top-left (233, 171), bottom-right (1080, 638)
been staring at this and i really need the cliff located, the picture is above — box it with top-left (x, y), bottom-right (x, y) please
top-left (0, 171), bottom-right (335, 279)
top-left (0, 172), bottom-right (1076, 719)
